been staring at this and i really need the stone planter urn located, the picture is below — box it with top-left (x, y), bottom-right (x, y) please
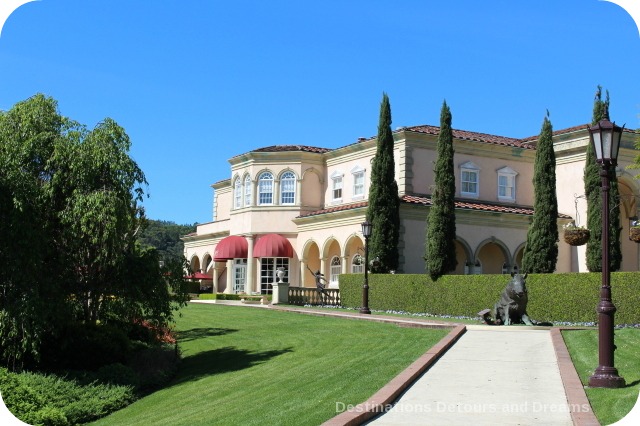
top-left (276, 267), bottom-right (286, 283)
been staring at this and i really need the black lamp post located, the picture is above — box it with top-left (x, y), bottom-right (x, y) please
top-left (360, 220), bottom-right (373, 314)
top-left (587, 117), bottom-right (626, 388)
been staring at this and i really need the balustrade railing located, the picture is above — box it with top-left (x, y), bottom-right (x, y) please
top-left (288, 287), bottom-right (340, 306)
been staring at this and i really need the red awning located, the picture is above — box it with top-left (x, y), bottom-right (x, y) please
top-left (253, 234), bottom-right (294, 258)
top-left (213, 235), bottom-right (248, 261)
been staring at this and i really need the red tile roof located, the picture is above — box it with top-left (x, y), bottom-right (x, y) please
top-left (402, 194), bottom-right (572, 218)
top-left (521, 123), bottom-right (638, 143)
top-left (297, 201), bottom-right (368, 218)
top-left (296, 195), bottom-right (573, 219)
top-left (402, 125), bottom-right (535, 150)
top-left (252, 145), bottom-right (332, 154)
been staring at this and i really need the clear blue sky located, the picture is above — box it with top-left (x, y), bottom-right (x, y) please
top-left (1, 0), bottom-right (639, 226)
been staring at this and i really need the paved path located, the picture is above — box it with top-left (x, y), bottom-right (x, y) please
top-left (367, 325), bottom-right (574, 425)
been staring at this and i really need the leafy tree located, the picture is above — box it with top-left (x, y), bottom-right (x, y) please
top-left (366, 93), bottom-right (400, 273)
top-left (522, 113), bottom-right (558, 273)
top-left (138, 220), bottom-right (196, 261)
top-left (425, 100), bottom-right (457, 280)
top-left (0, 94), bottom-right (189, 369)
top-left (0, 94), bottom-right (73, 369)
top-left (584, 86), bottom-right (621, 271)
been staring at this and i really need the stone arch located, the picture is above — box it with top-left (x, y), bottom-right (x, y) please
top-left (343, 233), bottom-right (364, 274)
top-left (302, 166), bottom-right (324, 183)
top-left (301, 167), bottom-right (323, 208)
top-left (616, 171), bottom-right (640, 271)
top-left (202, 253), bottom-right (213, 274)
top-left (513, 243), bottom-right (526, 272)
top-left (453, 237), bottom-right (473, 275)
top-left (321, 237), bottom-right (342, 280)
top-left (189, 254), bottom-right (201, 273)
top-left (474, 237), bottom-right (511, 274)
top-left (301, 239), bottom-right (321, 287)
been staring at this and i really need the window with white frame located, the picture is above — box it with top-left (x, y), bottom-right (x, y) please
top-left (497, 166), bottom-right (517, 201)
top-left (233, 178), bottom-right (242, 209)
top-left (351, 254), bottom-right (364, 273)
top-left (351, 165), bottom-right (365, 199)
top-left (244, 175), bottom-right (252, 206)
top-left (330, 256), bottom-right (341, 285)
top-left (280, 171), bottom-right (296, 205)
top-left (260, 257), bottom-right (288, 294)
top-left (331, 171), bottom-right (343, 202)
top-left (258, 172), bottom-right (274, 205)
top-left (460, 161), bottom-right (480, 198)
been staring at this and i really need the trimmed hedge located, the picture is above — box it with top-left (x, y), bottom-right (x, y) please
top-left (195, 293), bottom-right (272, 302)
top-left (339, 272), bottom-right (640, 325)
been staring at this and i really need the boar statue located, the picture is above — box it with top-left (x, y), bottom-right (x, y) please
top-left (480, 272), bottom-right (533, 326)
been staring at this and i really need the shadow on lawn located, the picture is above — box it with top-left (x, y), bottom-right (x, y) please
top-left (177, 327), bottom-right (238, 342)
top-left (173, 346), bottom-right (293, 384)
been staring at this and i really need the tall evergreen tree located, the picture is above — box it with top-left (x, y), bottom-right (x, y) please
top-left (425, 100), bottom-right (457, 280)
top-left (522, 113), bottom-right (558, 273)
top-left (585, 86), bottom-right (622, 271)
top-left (366, 93), bottom-right (400, 273)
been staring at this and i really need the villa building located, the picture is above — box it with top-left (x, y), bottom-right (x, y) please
top-left (182, 124), bottom-right (640, 294)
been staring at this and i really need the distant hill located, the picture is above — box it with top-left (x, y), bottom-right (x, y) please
top-left (138, 219), bottom-right (197, 261)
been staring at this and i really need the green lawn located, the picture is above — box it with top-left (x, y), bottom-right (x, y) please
top-left (562, 328), bottom-right (640, 425)
top-left (92, 304), bottom-right (450, 425)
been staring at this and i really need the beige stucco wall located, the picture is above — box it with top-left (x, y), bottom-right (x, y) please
top-left (183, 126), bottom-right (640, 294)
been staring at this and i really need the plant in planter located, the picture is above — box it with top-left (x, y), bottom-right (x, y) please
top-left (563, 222), bottom-right (590, 246)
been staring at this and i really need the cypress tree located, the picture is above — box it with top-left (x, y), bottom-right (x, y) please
top-left (585, 86), bottom-right (622, 271)
top-left (522, 113), bottom-right (558, 273)
top-left (366, 93), bottom-right (400, 273)
top-left (425, 100), bottom-right (457, 280)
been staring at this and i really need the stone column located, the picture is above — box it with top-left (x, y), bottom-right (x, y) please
top-left (320, 258), bottom-right (327, 281)
top-left (299, 259), bottom-right (307, 287)
top-left (246, 234), bottom-right (255, 293)
top-left (225, 259), bottom-right (233, 294)
top-left (296, 178), bottom-right (302, 205)
top-left (341, 255), bottom-right (348, 274)
top-left (212, 262), bottom-right (221, 293)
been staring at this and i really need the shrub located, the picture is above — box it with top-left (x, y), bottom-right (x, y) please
top-left (96, 363), bottom-right (140, 388)
top-left (0, 367), bottom-right (135, 425)
top-left (198, 293), bottom-right (217, 300)
top-left (339, 272), bottom-right (640, 324)
top-left (39, 322), bottom-right (132, 371)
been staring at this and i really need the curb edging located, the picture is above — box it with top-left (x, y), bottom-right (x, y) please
top-left (321, 324), bottom-right (467, 426)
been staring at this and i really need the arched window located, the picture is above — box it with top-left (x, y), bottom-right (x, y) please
top-left (244, 175), bottom-right (252, 206)
top-left (233, 178), bottom-right (242, 209)
top-left (280, 171), bottom-right (296, 205)
top-left (330, 256), bottom-right (341, 285)
top-left (258, 172), bottom-right (274, 205)
top-left (351, 254), bottom-right (364, 273)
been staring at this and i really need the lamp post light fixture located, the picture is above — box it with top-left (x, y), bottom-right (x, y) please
top-left (587, 117), bottom-right (626, 388)
top-left (360, 220), bottom-right (373, 314)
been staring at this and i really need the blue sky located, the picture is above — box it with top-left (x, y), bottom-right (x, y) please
top-left (1, 0), bottom-right (639, 226)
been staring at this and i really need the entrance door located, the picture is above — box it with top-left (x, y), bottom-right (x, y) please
top-left (233, 259), bottom-right (247, 293)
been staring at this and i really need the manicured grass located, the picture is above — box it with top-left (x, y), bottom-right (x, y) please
top-left (562, 328), bottom-right (640, 425)
top-left (92, 304), bottom-right (450, 425)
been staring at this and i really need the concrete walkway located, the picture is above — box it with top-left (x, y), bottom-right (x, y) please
top-left (191, 303), bottom-right (600, 425)
top-left (367, 325), bottom-right (575, 425)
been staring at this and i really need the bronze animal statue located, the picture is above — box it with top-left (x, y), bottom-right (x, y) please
top-left (480, 273), bottom-right (533, 326)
